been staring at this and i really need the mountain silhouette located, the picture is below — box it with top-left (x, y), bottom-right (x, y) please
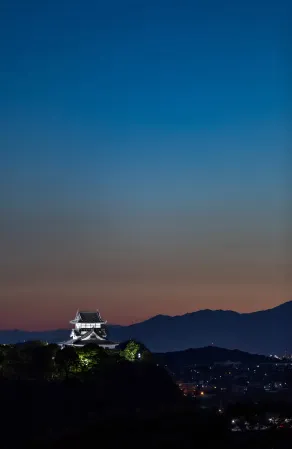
top-left (1, 301), bottom-right (292, 354)
top-left (156, 345), bottom-right (272, 367)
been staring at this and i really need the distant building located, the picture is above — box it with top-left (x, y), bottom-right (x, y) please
top-left (61, 310), bottom-right (119, 349)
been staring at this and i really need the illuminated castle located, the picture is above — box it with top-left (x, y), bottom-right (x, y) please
top-left (62, 310), bottom-right (118, 349)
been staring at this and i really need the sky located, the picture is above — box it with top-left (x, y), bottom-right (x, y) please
top-left (0, 0), bottom-right (291, 330)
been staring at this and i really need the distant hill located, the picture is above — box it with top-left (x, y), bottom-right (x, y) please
top-left (155, 346), bottom-right (272, 369)
top-left (0, 329), bottom-right (69, 345)
top-left (1, 301), bottom-right (292, 354)
top-left (108, 301), bottom-right (292, 354)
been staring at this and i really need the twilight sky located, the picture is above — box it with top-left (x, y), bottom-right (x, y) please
top-left (0, 0), bottom-right (291, 330)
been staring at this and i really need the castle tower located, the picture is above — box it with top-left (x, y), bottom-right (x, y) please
top-left (62, 310), bottom-right (119, 349)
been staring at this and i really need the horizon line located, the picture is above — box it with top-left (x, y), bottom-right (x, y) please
top-left (0, 299), bottom-right (290, 332)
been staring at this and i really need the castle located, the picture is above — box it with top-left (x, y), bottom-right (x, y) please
top-left (62, 310), bottom-right (119, 349)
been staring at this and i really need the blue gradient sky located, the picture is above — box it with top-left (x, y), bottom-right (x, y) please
top-left (0, 0), bottom-right (291, 329)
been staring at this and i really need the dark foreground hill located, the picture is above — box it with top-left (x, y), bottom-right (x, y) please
top-left (1, 301), bottom-right (292, 354)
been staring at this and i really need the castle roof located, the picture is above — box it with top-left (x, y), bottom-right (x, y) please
top-left (79, 311), bottom-right (103, 322)
top-left (71, 310), bottom-right (105, 324)
top-left (63, 328), bottom-right (118, 347)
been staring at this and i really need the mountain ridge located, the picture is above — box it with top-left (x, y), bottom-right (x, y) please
top-left (155, 345), bottom-right (273, 367)
top-left (1, 300), bottom-right (292, 353)
top-left (118, 300), bottom-right (292, 327)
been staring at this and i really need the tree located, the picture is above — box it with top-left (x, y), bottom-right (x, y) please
top-left (121, 340), bottom-right (140, 362)
top-left (0, 345), bottom-right (10, 377)
top-left (55, 347), bottom-right (79, 379)
top-left (141, 349), bottom-right (153, 363)
top-left (0, 345), bottom-right (8, 364)
top-left (120, 340), bottom-right (152, 362)
top-left (31, 344), bottom-right (59, 380)
top-left (3, 345), bottom-right (24, 379)
top-left (77, 344), bottom-right (108, 371)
